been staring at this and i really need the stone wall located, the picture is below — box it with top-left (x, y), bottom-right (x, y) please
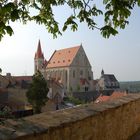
top-left (8, 88), bottom-right (27, 102)
top-left (1, 94), bottom-right (140, 140)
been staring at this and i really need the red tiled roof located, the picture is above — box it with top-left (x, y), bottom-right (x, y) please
top-left (34, 40), bottom-right (44, 59)
top-left (95, 95), bottom-right (110, 103)
top-left (80, 78), bottom-right (89, 85)
top-left (13, 76), bottom-right (32, 82)
top-left (110, 91), bottom-right (127, 99)
top-left (47, 45), bottom-right (81, 68)
top-left (95, 91), bottom-right (127, 103)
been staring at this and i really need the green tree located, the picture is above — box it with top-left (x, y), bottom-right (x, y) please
top-left (0, 0), bottom-right (140, 40)
top-left (0, 68), bottom-right (2, 74)
top-left (26, 71), bottom-right (49, 114)
top-left (77, 84), bottom-right (80, 92)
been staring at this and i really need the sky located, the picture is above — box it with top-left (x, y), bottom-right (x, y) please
top-left (0, 3), bottom-right (140, 81)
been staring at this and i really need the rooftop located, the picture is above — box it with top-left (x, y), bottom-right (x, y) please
top-left (47, 45), bottom-right (81, 68)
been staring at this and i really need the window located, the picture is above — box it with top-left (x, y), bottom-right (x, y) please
top-left (80, 70), bottom-right (83, 76)
top-left (73, 70), bottom-right (75, 78)
top-left (65, 70), bottom-right (67, 83)
top-left (59, 71), bottom-right (62, 77)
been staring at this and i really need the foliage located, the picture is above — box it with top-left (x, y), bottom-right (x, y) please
top-left (0, 0), bottom-right (140, 40)
top-left (69, 86), bottom-right (73, 92)
top-left (26, 71), bottom-right (49, 114)
top-left (77, 84), bottom-right (80, 92)
top-left (0, 68), bottom-right (2, 74)
top-left (64, 96), bottom-right (85, 105)
top-left (0, 106), bottom-right (13, 119)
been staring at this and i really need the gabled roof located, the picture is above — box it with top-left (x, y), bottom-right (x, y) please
top-left (34, 40), bottom-right (44, 59)
top-left (95, 91), bottom-right (127, 103)
top-left (13, 76), bottom-right (32, 82)
top-left (103, 74), bottom-right (118, 82)
top-left (47, 45), bottom-right (81, 68)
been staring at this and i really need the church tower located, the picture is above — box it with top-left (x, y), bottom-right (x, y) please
top-left (34, 40), bottom-right (45, 74)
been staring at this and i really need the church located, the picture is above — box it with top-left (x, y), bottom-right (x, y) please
top-left (34, 40), bottom-right (94, 93)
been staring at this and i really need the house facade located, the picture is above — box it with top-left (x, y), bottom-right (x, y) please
top-left (0, 74), bottom-right (9, 88)
top-left (34, 40), bottom-right (94, 93)
top-left (97, 69), bottom-right (120, 90)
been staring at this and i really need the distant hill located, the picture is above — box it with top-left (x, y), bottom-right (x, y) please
top-left (119, 81), bottom-right (140, 93)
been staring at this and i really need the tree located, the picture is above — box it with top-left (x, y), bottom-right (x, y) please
top-left (0, 0), bottom-right (140, 40)
top-left (26, 71), bottom-right (49, 114)
top-left (0, 68), bottom-right (2, 74)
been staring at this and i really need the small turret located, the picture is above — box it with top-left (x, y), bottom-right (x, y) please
top-left (101, 69), bottom-right (104, 77)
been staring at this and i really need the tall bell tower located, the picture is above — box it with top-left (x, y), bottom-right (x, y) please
top-left (34, 40), bottom-right (46, 74)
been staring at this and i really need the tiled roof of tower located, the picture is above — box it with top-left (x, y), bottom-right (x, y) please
top-left (47, 45), bottom-right (81, 68)
top-left (34, 40), bottom-right (44, 59)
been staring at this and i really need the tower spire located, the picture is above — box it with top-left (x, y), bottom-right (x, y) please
top-left (34, 40), bottom-right (44, 59)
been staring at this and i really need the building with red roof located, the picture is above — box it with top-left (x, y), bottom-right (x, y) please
top-left (94, 91), bottom-right (127, 103)
top-left (34, 41), bottom-right (94, 93)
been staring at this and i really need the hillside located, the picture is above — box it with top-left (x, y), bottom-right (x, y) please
top-left (119, 81), bottom-right (140, 93)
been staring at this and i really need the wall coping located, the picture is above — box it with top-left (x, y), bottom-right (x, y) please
top-left (0, 94), bottom-right (140, 140)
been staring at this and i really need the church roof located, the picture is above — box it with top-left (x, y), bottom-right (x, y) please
top-left (34, 40), bottom-right (44, 59)
top-left (47, 45), bottom-right (81, 68)
top-left (103, 74), bottom-right (118, 82)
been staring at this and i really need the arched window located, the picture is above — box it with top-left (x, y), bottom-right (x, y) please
top-left (73, 70), bottom-right (75, 78)
top-left (80, 70), bottom-right (83, 76)
top-left (65, 70), bottom-right (67, 83)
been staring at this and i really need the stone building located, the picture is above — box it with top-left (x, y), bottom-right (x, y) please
top-left (97, 69), bottom-right (120, 90)
top-left (34, 40), bottom-right (94, 93)
top-left (0, 74), bottom-right (9, 88)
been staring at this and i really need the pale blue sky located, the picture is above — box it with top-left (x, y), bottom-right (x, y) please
top-left (0, 4), bottom-right (140, 81)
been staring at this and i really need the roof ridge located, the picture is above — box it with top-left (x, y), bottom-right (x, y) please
top-left (47, 45), bottom-right (81, 68)
top-left (56, 45), bottom-right (81, 51)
